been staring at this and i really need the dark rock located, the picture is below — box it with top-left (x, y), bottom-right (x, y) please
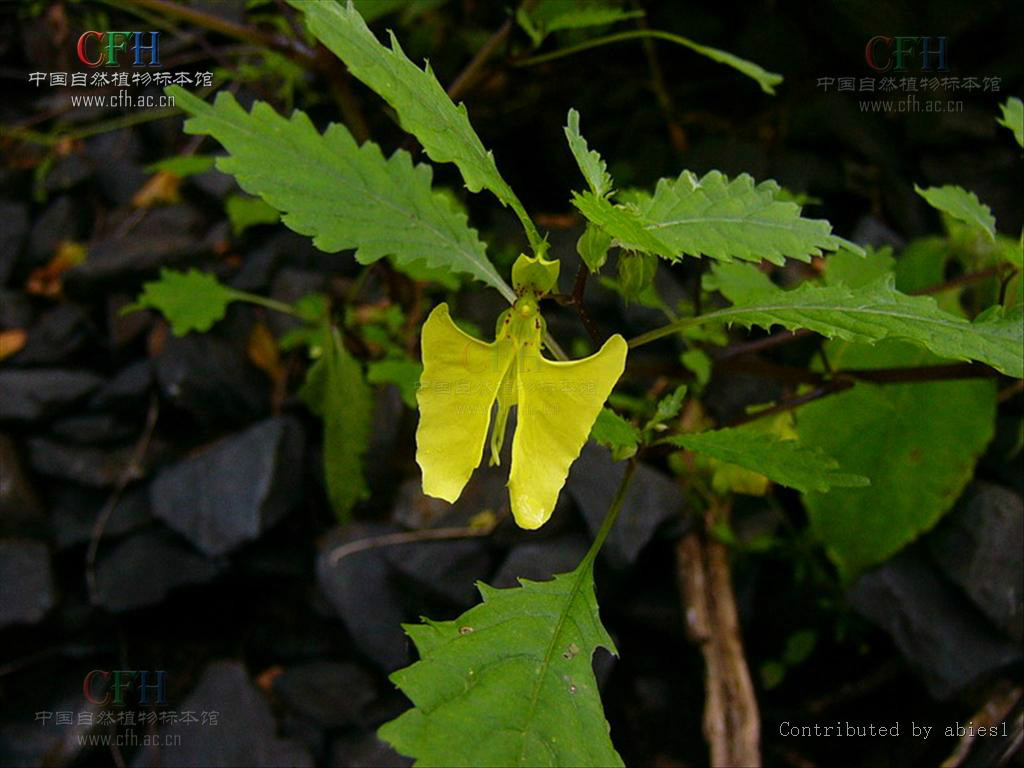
top-left (567, 445), bottom-right (684, 568)
top-left (0, 369), bottom-right (103, 422)
top-left (317, 524), bottom-right (411, 672)
top-left (64, 206), bottom-right (203, 290)
top-left (27, 195), bottom-right (79, 266)
top-left (48, 412), bottom-right (136, 445)
top-left (0, 436), bottom-right (44, 534)
top-left (329, 734), bottom-right (411, 768)
top-left (107, 292), bottom-right (152, 348)
top-left (492, 534), bottom-right (591, 589)
top-left (273, 661), bottom-right (376, 728)
top-left (392, 465), bottom-right (508, 530)
top-left (191, 166), bottom-right (237, 198)
top-left (132, 660), bottom-right (312, 768)
top-left (44, 154), bottom-right (93, 193)
top-left (928, 482), bottom-right (1024, 641)
top-left (85, 130), bottom-right (147, 205)
top-left (50, 483), bottom-right (151, 549)
top-left (229, 244), bottom-right (280, 293)
top-left (10, 304), bottom-right (92, 365)
top-left (0, 539), bottom-right (55, 627)
top-left (155, 333), bottom-right (270, 428)
top-left (94, 527), bottom-right (221, 612)
top-left (0, 289), bottom-right (33, 328)
top-left (151, 417), bottom-right (304, 556)
top-left (27, 438), bottom-right (136, 487)
top-left (0, 201), bottom-right (29, 285)
top-left (89, 360), bottom-right (152, 413)
top-left (847, 547), bottom-right (1022, 700)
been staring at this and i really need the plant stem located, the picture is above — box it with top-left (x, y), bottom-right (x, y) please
top-left (583, 459), bottom-right (637, 565)
top-left (446, 17), bottom-right (513, 102)
top-left (237, 292), bottom-right (306, 319)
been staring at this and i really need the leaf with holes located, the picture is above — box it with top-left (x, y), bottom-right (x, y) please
top-left (379, 554), bottom-right (623, 767)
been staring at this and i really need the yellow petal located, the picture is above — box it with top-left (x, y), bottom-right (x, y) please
top-left (416, 304), bottom-right (515, 503)
top-left (508, 335), bottom-right (628, 529)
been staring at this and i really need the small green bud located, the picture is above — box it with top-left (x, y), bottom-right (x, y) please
top-left (512, 253), bottom-right (560, 295)
top-left (617, 251), bottom-right (657, 301)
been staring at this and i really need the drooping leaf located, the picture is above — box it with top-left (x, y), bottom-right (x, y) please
top-left (166, 86), bottom-right (513, 300)
top-left (666, 427), bottom-right (868, 493)
top-left (293, 0), bottom-right (535, 246)
top-left (695, 262), bottom-right (1023, 377)
top-left (144, 154), bottom-right (217, 177)
top-left (590, 407), bottom-right (640, 460)
top-left (915, 184), bottom-right (997, 242)
top-left (517, 0), bottom-right (643, 46)
top-left (300, 327), bottom-right (373, 520)
top-left (379, 555), bottom-right (623, 767)
top-left (798, 340), bottom-right (997, 579)
top-left (225, 193), bottom-right (280, 235)
top-left (996, 96), bottom-right (1023, 148)
top-left (126, 268), bottom-right (240, 336)
top-left (575, 171), bottom-right (853, 265)
top-left (565, 109), bottom-right (612, 198)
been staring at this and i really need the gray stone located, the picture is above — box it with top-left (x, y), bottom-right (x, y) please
top-left (94, 527), bottom-right (221, 612)
top-left (272, 661), bottom-right (376, 728)
top-left (492, 534), bottom-right (591, 589)
top-left (132, 660), bottom-right (312, 768)
top-left (27, 438), bottom-right (136, 487)
top-left (0, 539), bottom-right (55, 627)
top-left (848, 547), bottom-right (1022, 700)
top-left (151, 417), bottom-right (303, 556)
top-left (9, 304), bottom-right (92, 366)
top-left (0, 369), bottom-right (103, 422)
top-left (0, 201), bottom-right (29, 285)
top-left (567, 444), bottom-right (684, 567)
top-left (928, 482), bottom-right (1024, 641)
top-left (0, 436), bottom-right (44, 534)
top-left (50, 484), bottom-right (151, 549)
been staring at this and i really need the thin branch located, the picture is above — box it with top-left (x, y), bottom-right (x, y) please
top-left (446, 18), bottom-right (513, 102)
top-left (677, 501), bottom-right (760, 767)
top-left (328, 522), bottom-right (499, 566)
top-left (725, 378), bottom-right (854, 428)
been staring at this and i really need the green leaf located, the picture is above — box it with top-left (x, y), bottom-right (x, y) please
top-left (366, 358), bottom-right (422, 408)
top-left (225, 193), bottom-right (280, 235)
top-left (996, 96), bottom-right (1023, 148)
top-left (293, 1), bottom-right (538, 249)
top-left (299, 328), bottom-right (373, 519)
top-left (666, 427), bottom-right (868, 493)
top-left (517, 0), bottom-right (643, 46)
top-left (565, 109), bottom-right (612, 198)
top-left (126, 268), bottom-right (239, 336)
top-left (590, 407), bottom-right (640, 460)
top-left (798, 341), bottom-right (997, 578)
top-left (697, 262), bottom-right (1023, 378)
top-left (648, 384), bottom-right (688, 427)
top-left (167, 86), bottom-right (513, 301)
top-left (575, 171), bottom-right (852, 265)
top-left (145, 154), bottom-right (217, 177)
top-left (915, 184), bottom-right (996, 242)
top-left (379, 557), bottom-right (623, 767)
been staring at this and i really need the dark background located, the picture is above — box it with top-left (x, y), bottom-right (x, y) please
top-left (0, 1), bottom-right (1021, 766)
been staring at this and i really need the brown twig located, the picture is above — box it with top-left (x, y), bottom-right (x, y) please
top-left (328, 522), bottom-right (499, 566)
top-left (942, 685), bottom-right (1022, 768)
top-left (677, 501), bottom-right (761, 767)
top-left (446, 17), bottom-right (514, 102)
top-left (86, 394), bottom-right (160, 604)
top-left (726, 378), bottom-right (855, 428)
top-left (550, 264), bottom-right (602, 345)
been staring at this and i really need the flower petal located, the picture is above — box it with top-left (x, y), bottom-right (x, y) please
top-left (416, 304), bottom-right (515, 502)
top-left (508, 334), bottom-right (628, 528)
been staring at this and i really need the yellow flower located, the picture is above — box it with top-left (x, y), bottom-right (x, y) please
top-left (415, 293), bottom-right (627, 529)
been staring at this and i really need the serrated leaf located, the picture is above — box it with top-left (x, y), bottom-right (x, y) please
top-left (565, 109), bottom-right (612, 198)
top-left (650, 384), bottom-right (688, 426)
top-left (915, 184), bottom-right (996, 242)
top-left (697, 262), bottom-right (1023, 377)
top-left (798, 340), bottom-right (997, 578)
top-left (517, 0), bottom-right (643, 46)
top-left (666, 427), bottom-right (868, 493)
top-left (293, 0), bottom-right (533, 245)
top-left (575, 171), bottom-right (851, 265)
top-left (379, 556), bottom-right (623, 767)
top-left (127, 268), bottom-right (240, 336)
top-left (996, 97), bottom-right (1023, 148)
top-left (590, 407), bottom-right (640, 460)
top-left (167, 86), bottom-right (513, 301)
top-left (300, 327), bottom-right (373, 520)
